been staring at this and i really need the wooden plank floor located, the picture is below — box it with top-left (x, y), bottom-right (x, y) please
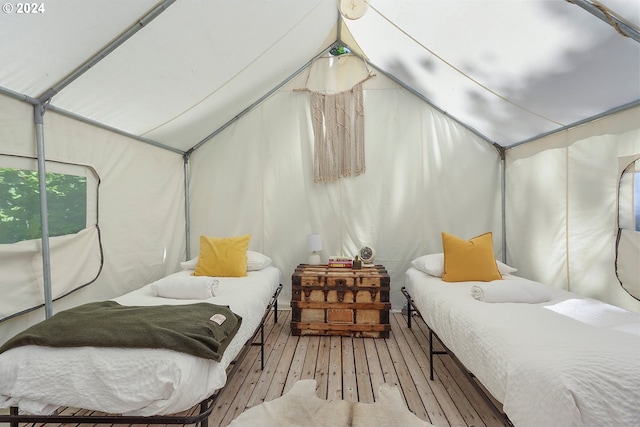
top-left (208, 310), bottom-right (509, 427)
top-left (6, 310), bottom-right (509, 427)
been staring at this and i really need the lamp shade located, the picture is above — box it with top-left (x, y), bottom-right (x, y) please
top-left (307, 234), bottom-right (323, 252)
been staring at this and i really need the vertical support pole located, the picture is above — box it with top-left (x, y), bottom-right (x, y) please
top-left (34, 103), bottom-right (53, 319)
top-left (500, 148), bottom-right (506, 263)
top-left (183, 153), bottom-right (191, 260)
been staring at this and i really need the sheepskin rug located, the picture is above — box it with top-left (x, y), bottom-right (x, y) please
top-left (228, 379), bottom-right (435, 427)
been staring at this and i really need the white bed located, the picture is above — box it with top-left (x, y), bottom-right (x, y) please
top-left (0, 266), bottom-right (281, 417)
top-left (404, 267), bottom-right (640, 427)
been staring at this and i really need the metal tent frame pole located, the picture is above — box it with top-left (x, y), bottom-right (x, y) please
top-left (508, 100), bottom-right (640, 149)
top-left (37, 0), bottom-right (177, 102)
top-left (183, 154), bottom-right (192, 260)
top-left (34, 103), bottom-right (53, 319)
top-left (568, 0), bottom-right (640, 43)
top-left (20, 0), bottom-right (178, 319)
top-left (187, 45), bottom-right (335, 154)
top-left (358, 55), bottom-right (500, 151)
top-left (500, 149), bottom-right (507, 264)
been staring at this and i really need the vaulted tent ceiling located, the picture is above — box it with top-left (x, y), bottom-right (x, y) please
top-left (344, 0), bottom-right (640, 146)
top-left (0, 0), bottom-right (638, 151)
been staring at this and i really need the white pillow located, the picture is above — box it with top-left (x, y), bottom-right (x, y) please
top-left (246, 250), bottom-right (272, 271)
top-left (411, 253), bottom-right (517, 277)
top-left (180, 256), bottom-right (199, 270)
top-left (151, 275), bottom-right (219, 299)
top-left (180, 250), bottom-right (271, 271)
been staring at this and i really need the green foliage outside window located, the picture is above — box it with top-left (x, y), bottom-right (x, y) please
top-left (330, 44), bottom-right (351, 56)
top-left (0, 168), bottom-right (86, 244)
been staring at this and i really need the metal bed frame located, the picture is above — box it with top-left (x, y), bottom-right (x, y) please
top-left (401, 286), bottom-right (513, 427)
top-left (0, 283), bottom-right (282, 427)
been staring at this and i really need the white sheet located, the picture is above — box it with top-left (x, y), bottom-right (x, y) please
top-left (404, 268), bottom-right (640, 427)
top-left (0, 266), bottom-right (281, 416)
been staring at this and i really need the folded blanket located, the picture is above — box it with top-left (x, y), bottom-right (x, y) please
top-left (0, 301), bottom-right (241, 362)
top-left (471, 281), bottom-right (552, 303)
top-left (151, 275), bottom-right (219, 299)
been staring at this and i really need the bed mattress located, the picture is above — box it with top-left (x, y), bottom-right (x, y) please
top-left (404, 267), bottom-right (640, 427)
top-left (0, 266), bottom-right (281, 416)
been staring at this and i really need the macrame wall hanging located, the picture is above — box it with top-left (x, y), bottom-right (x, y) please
top-left (310, 82), bottom-right (365, 183)
top-left (299, 66), bottom-right (374, 183)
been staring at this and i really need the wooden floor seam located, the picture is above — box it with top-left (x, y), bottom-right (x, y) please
top-left (9, 310), bottom-right (509, 427)
top-left (210, 310), bottom-right (508, 427)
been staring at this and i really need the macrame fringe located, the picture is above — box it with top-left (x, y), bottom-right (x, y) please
top-left (311, 83), bottom-right (365, 183)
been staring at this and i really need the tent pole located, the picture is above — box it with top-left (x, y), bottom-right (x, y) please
top-left (567, 0), bottom-right (640, 42)
top-left (183, 153), bottom-right (192, 260)
top-left (500, 148), bottom-right (507, 264)
top-left (0, 85), bottom-right (183, 155)
top-left (34, 103), bottom-right (53, 319)
top-left (337, 7), bottom-right (343, 41)
top-left (0, 85), bottom-right (39, 105)
top-left (46, 104), bottom-right (184, 155)
top-left (358, 55), bottom-right (501, 151)
top-left (187, 45), bottom-right (334, 154)
top-left (37, 0), bottom-right (177, 101)
top-left (507, 100), bottom-right (640, 150)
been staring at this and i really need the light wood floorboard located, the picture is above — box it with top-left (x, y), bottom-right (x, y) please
top-left (9, 310), bottom-right (509, 427)
top-left (211, 309), bottom-right (509, 427)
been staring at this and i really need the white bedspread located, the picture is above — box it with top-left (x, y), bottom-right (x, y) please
top-left (404, 268), bottom-right (640, 427)
top-left (0, 266), bottom-right (280, 416)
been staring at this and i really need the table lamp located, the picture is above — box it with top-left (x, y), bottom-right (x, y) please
top-left (307, 234), bottom-right (323, 265)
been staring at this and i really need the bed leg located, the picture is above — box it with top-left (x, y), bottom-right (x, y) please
top-left (274, 297), bottom-right (278, 323)
top-left (10, 406), bottom-right (18, 427)
top-left (429, 329), bottom-right (435, 380)
top-left (199, 401), bottom-right (209, 427)
top-left (260, 323), bottom-right (265, 370)
top-left (401, 287), bottom-right (413, 329)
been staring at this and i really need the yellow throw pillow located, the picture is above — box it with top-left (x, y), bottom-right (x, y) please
top-left (441, 232), bottom-right (502, 282)
top-left (193, 234), bottom-right (251, 277)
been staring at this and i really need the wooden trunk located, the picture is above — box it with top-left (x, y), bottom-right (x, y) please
top-left (290, 264), bottom-right (391, 338)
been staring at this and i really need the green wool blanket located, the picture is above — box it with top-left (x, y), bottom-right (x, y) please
top-left (0, 301), bottom-right (242, 362)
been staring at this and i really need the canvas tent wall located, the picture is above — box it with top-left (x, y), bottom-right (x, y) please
top-left (188, 53), bottom-right (640, 313)
top-left (0, 0), bottom-right (639, 345)
top-left (506, 106), bottom-right (640, 310)
top-left (0, 93), bottom-right (187, 343)
top-left (188, 55), bottom-right (503, 310)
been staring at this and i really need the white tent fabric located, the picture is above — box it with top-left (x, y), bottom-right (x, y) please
top-left (1, 0), bottom-right (338, 151)
top-left (0, 226), bottom-right (102, 320)
top-left (0, 94), bottom-right (186, 341)
top-left (0, 1), bottom-right (639, 343)
top-left (0, 155), bottom-right (100, 320)
top-left (0, 1), bottom-right (637, 149)
top-left (190, 59), bottom-right (502, 307)
top-left (506, 106), bottom-right (640, 309)
top-left (618, 229), bottom-right (640, 297)
top-left (344, 0), bottom-right (640, 146)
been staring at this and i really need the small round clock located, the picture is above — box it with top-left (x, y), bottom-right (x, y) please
top-left (358, 245), bottom-right (376, 264)
top-left (339, 0), bottom-right (369, 20)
